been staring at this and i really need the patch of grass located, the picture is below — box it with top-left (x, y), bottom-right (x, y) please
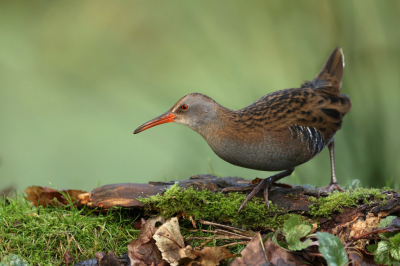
top-left (0, 196), bottom-right (139, 265)
top-left (139, 183), bottom-right (302, 229)
top-left (309, 187), bottom-right (387, 217)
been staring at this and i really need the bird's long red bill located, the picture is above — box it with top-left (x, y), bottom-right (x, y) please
top-left (134, 112), bottom-right (176, 134)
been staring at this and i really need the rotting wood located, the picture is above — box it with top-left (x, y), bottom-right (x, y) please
top-left (79, 174), bottom-right (315, 211)
top-left (77, 174), bottom-right (400, 249)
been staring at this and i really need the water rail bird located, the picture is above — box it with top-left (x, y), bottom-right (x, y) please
top-left (134, 48), bottom-right (352, 212)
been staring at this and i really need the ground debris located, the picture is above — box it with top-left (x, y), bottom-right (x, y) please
top-left (25, 186), bottom-right (86, 207)
top-left (127, 216), bottom-right (235, 266)
top-left (75, 253), bottom-right (131, 266)
top-left (128, 216), bottom-right (167, 266)
top-left (231, 232), bottom-right (308, 266)
top-left (64, 250), bottom-right (74, 265)
top-left (21, 177), bottom-right (400, 265)
top-left (97, 251), bottom-right (121, 266)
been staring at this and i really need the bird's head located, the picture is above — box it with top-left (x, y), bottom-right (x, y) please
top-left (134, 93), bottom-right (219, 134)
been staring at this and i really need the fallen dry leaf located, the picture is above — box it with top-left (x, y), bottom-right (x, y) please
top-left (347, 247), bottom-right (377, 266)
top-left (128, 216), bottom-right (168, 266)
top-left (133, 218), bottom-right (147, 230)
top-left (153, 217), bottom-right (186, 266)
top-left (98, 251), bottom-right (121, 266)
top-left (230, 233), bottom-right (268, 266)
top-left (264, 238), bottom-right (302, 266)
top-left (25, 186), bottom-right (86, 207)
top-left (180, 246), bottom-right (235, 266)
top-left (152, 217), bottom-right (234, 266)
top-left (96, 252), bottom-right (106, 262)
top-left (348, 253), bottom-right (376, 266)
top-left (231, 233), bottom-right (307, 266)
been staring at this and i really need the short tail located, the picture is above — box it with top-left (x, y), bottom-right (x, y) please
top-left (311, 48), bottom-right (344, 95)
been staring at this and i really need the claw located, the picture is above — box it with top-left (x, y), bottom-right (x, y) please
top-left (237, 178), bottom-right (272, 213)
top-left (317, 182), bottom-right (343, 197)
top-left (222, 169), bottom-right (295, 213)
top-left (318, 182), bottom-right (343, 192)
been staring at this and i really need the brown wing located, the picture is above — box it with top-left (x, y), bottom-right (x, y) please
top-left (233, 87), bottom-right (350, 131)
top-left (231, 47), bottom-right (351, 141)
top-left (266, 88), bottom-right (351, 140)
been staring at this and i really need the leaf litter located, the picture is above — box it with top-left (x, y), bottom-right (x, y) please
top-left (7, 181), bottom-right (400, 265)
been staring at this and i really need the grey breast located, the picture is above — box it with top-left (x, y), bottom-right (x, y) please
top-left (206, 125), bottom-right (326, 171)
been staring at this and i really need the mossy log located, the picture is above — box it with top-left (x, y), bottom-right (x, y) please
top-left (78, 174), bottom-right (400, 247)
top-left (81, 174), bottom-right (313, 211)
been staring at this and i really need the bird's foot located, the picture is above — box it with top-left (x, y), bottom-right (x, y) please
top-left (222, 169), bottom-right (294, 213)
top-left (222, 177), bottom-right (274, 213)
top-left (316, 182), bottom-right (343, 196)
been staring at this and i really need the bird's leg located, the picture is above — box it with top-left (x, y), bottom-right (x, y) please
top-left (222, 168), bottom-right (294, 213)
top-left (317, 139), bottom-right (344, 192)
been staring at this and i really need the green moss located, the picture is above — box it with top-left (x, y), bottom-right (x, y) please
top-left (139, 183), bottom-right (302, 229)
top-left (0, 196), bottom-right (139, 265)
top-left (309, 187), bottom-right (387, 217)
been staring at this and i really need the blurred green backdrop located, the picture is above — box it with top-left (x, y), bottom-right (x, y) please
top-left (1, 1), bottom-right (400, 192)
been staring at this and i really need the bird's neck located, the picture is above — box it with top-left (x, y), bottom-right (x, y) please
top-left (194, 105), bottom-right (238, 142)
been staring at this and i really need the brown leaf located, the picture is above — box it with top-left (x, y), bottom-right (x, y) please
top-left (64, 250), bottom-right (74, 265)
top-left (128, 216), bottom-right (167, 266)
top-left (133, 218), bottom-right (147, 230)
top-left (98, 251), bottom-right (121, 266)
top-left (152, 217), bottom-right (234, 266)
top-left (96, 252), bottom-right (106, 262)
top-left (348, 248), bottom-right (377, 266)
top-left (25, 186), bottom-right (86, 207)
top-left (264, 238), bottom-right (302, 266)
top-left (231, 233), bottom-right (307, 266)
top-left (180, 246), bottom-right (235, 266)
top-left (153, 217), bottom-right (185, 266)
top-left (230, 233), bottom-right (268, 266)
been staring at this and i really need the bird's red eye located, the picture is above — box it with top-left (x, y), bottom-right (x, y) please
top-left (181, 104), bottom-right (188, 111)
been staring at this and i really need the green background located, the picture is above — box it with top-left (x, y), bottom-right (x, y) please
top-left (1, 1), bottom-right (399, 193)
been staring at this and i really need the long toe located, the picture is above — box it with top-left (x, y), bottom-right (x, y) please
top-left (237, 178), bottom-right (272, 213)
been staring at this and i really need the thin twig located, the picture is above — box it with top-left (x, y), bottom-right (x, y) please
top-left (290, 251), bottom-right (324, 258)
top-left (220, 241), bottom-right (249, 248)
top-left (345, 226), bottom-right (400, 247)
top-left (200, 239), bottom-right (213, 247)
top-left (186, 236), bottom-right (250, 240)
top-left (186, 229), bottom-right (218, 234)
top-left (199, 220), bottom-right (255, 237)
top-left (190, 216), bottom-right (197, 228)
top-left (186, 229), bottom-right (252, 240)
top-left (215, 229), bottom-right (253, 240)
